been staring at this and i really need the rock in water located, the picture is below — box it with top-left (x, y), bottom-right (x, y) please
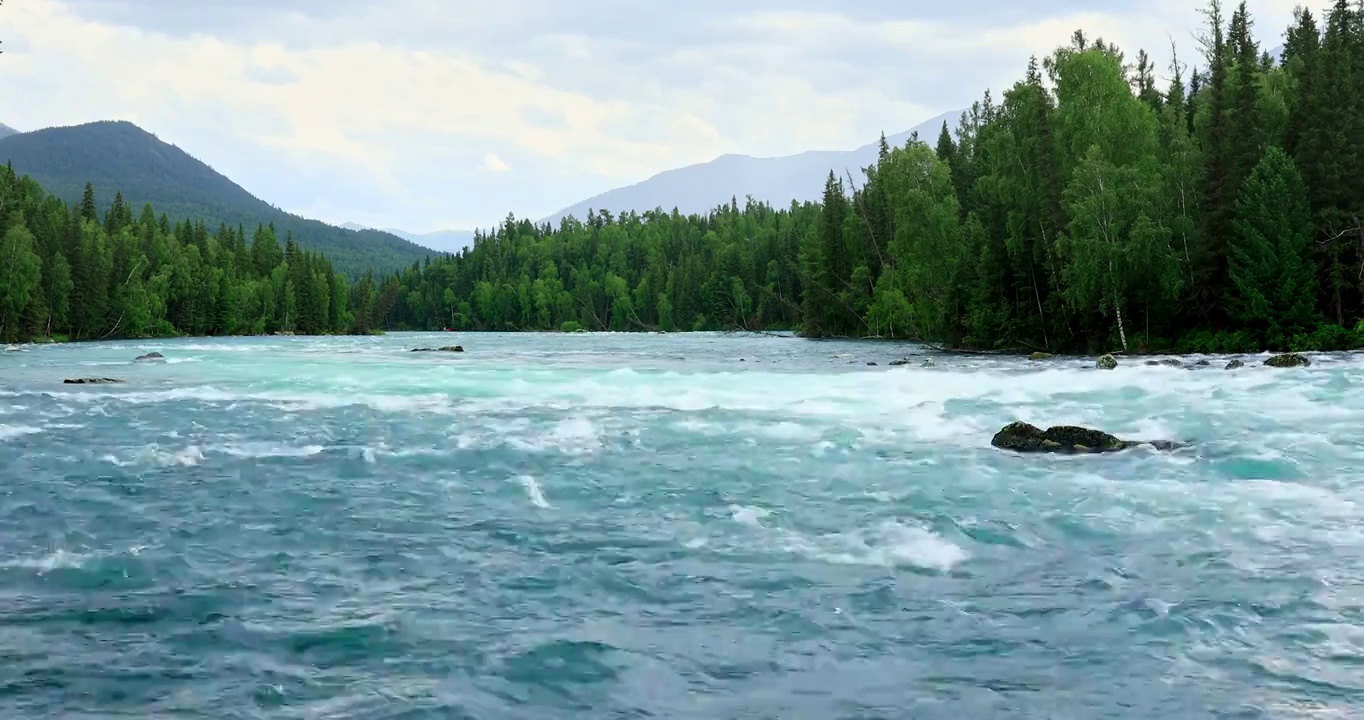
top-left (1265, 353), bottom-right (1310, 368)
top-left (411, 346), bottom-right (465, 353)
top-left (134, 352), bottom-right (165, 363)
top-left (63, 378), bottom-right (123, 385)
top-left (889, 359), bottom-right (911, 367)
top-left (1096, 354), bottom-right (1118, 370)
top-left (990, 422), bottom-right (1181, 454)
top-left (1028, 352), bottom-right (1053, 361)
top-left (1225, 359), bottom-right (1245, 370)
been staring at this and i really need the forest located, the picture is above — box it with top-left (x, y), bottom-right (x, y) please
top-left (0, 178), bottom-right (401, 342)
top-left (4, 1), bottom-right (1364, 353)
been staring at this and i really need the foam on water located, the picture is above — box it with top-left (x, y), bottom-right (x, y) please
top-left (1, 332), bottom-right (1362, 719)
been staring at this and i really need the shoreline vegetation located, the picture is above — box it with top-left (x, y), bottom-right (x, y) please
top-left (5, 2), bottom-right (1364, 355)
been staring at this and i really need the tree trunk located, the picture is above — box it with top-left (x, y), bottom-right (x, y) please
top-left (1115, 297), bottom-right (1129, 352)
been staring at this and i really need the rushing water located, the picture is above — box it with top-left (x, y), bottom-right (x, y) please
top-left (1, 333), bottom-right (1361, 719)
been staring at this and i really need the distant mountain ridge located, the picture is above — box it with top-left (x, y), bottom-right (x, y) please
top-left (540, 110), bottom-right (963, 225)
top-left (0, 121), bottom-right (430, 276)
top-left (342, 222), bottom-right (476, 254)
top-left (0, 123), bottom-right (18, 140)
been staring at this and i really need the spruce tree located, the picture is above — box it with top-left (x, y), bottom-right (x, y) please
top-left (1228, 147), bottom-right (1318, 345)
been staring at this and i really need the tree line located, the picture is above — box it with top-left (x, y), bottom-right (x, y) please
top-left (5, 1), bottom-right (1364, 353)
top-left (385, 0), bottom-right (1364, 353)
top-left (0, 175), bottom-right (402, 343)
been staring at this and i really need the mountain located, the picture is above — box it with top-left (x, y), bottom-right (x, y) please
top-left (0, 120), bottom-right (430, 276)
top-left (343, 223), bottom-right (476, 254)
top-left (541, 110), bottom-right (963, 225)
top-left (0, 123), bottom-right (18, 140)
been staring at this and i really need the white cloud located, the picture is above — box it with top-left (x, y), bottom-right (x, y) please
top-left (481, 152), bottom-right (511, 173)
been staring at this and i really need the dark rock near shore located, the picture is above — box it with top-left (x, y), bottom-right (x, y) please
top-left (991, 421), bottom-right (1183, 454)
top-left (1028, 352), bottom-right (1054, 361)
top-left (1265, 353), bottom-right (1310, 368)
top-left (64, 378), bottom-right (123, 385)
top-left (1096, 354), bottom-right (1118, 370)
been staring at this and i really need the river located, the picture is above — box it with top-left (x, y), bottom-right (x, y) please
top-left (1, 332), bottom-right (1360, 718)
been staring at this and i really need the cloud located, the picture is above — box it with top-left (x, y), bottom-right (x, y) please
top-left (0, 0), bottom-right (1303, 233)
top-left (242, 62), bottom-right (298, 86)
top-left (481, 152), bottom-right (511, 173)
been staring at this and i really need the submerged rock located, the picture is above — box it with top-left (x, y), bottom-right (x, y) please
top-left (1096, 354), bottom-right (1118, 370)
top-left (134, 352), bottom-right (165, 363)
top-left (991, 421), bottom-right (1182, 454)
top-left (1225, 359), bottom-right (1245, 370)
top-left (1193, 359), bottom-right (1211, 367)
top-left (411, 346), bottom-right (465, 353)
top-left (920, 359), bottom-right (936, 368)
top-left (1265, 353), bottom-right (1310, 368)
top-left (1028, 352), bottom-right (1054, 361)
top-left (866, 361), bottom-right (878, 366)
top-left (889, 358), bottom-right (911, 367)
top-left (63, 378), bottom-right (123, 385)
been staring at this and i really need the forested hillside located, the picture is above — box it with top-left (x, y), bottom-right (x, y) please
top-left (0, 170), bottom-right (401, 343)
top-left (383, 1), bottom-right (1364, 354)
top-left (0, 121), bottom-right (430, 276)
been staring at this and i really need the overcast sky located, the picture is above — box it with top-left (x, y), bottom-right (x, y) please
top-left (2, 0), bottom-right (1300, 232)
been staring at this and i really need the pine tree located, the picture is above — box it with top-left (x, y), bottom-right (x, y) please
top-left (1194, 0), bottom-right (1235, 322)
top-left (79, 183), bottom-right (98, 224)
top-left (1228, 147), bottom-right (1319, 346)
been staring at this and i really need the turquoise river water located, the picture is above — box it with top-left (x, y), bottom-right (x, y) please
top-left (0, 333), bottom-right (1361, 719)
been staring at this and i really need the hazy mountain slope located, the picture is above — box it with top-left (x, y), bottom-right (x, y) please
top-left (0, 123), bottom-right (18, 140)
top-left (0, 121), bottom-right (429, 275)
top-left (390, 228), bottom-right (476, 254)
top-left (541, 110), bottom-right (963, 224)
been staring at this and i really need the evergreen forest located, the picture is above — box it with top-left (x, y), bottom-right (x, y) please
top-left (0, 178), bottom-right (400, 341)
top-left (4, 1), bottom-right (1364, 353)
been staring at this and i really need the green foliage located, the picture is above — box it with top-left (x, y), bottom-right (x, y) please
top-left (384, 202), bottom-right (813, 334)
top-left (0, 165), bottom-right (401, 342)
top-left (0, 121), bottom-right (430, 276)
top-left (1228, 147), bottom-right (1319, 347)
top-left (559, 320), bottom-right (584, 333)
top-left (1289, 322), bottom-right (1361, 352)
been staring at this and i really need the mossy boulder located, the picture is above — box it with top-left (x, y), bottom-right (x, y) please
top-left (991, 422), bottom-right (1183, 454)
top-left (1264, 353), bottom-right (1310, 368)
top-left (1028, 352), bottom-right (1054, 361)
top-left (1096, 354), bottom-right (1118, 370)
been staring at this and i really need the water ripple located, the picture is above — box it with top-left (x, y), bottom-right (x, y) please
top-left (1, 333), bottom-right (1362, 718)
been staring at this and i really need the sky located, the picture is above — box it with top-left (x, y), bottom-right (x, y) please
top-left (1, 0), bottom-right (1302, 233)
